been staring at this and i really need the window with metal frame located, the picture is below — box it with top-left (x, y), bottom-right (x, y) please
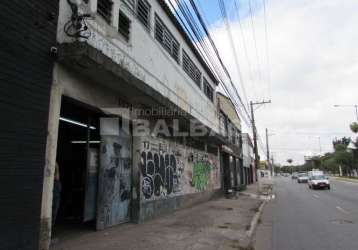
top-left (154, 14), bottom-right (180, 62)
top-left (122, 0), bottom-right (135, 10)
top-left (118, 9), bottom-right (131, 41)
top-left (203, 77), bottom-right (214, 102)
top-left (219, 112), bottom-right (227, 136)
top-left (97, 0), bottom-right (113, 24)
top-left (182, 50), bottom-right (201, 87)
top-left (137, 0), bottom-right (151, 29)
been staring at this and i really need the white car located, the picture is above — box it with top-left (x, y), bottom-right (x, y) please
top-left (308, 175), bottom-right (330, 190)
top-left (297, 173), bottom-right (308, 183)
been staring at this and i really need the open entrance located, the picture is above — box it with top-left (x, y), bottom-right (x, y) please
top-left (53, 97), bottom-right (102, 237)
top-left (221, 152), bottom-right (231, 192)
top-left (53, 96), bottom-right (133, 240)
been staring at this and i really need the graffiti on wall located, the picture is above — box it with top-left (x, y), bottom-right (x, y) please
top-left (188, 152), bottom-right (218, 191)
top-left (191, 161), bottom-right (212, 191)
top-left (100, 136), bottom-right (132, 227)
top-left (139, 139), bottom-right (219, 200)
top-left (140, 141), bottom-right (185, 199)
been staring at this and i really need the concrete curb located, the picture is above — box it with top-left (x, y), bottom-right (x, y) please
top-left (333, 177), bottom-right (358, 184)
top-left (246, 200), bottom-right (267, 239)
top-left (239, 192), bottom-right (259, 199)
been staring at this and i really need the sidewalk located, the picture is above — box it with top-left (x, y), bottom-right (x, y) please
top-left (52, 196), bottom-right (262, 250)
top-left (240, 182), bottom-right (274, 199)
top-left (333, 176), bottom-right (358, 184)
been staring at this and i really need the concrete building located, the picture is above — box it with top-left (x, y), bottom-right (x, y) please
top-left (217, 93), bottom-right (243, 191)
top-left (242, 133), bottom-right (255, 185)
top-left (1, 1), bottom-right (248, 249)
top-left (0, 1), bottom-right (59, 250)
top-left (39, 0), bottom-right (227, 249)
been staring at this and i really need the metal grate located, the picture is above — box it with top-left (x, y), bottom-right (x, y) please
top-left (183, 50), bottom-right (201, 87)
top-left (203, 77), bottom-right (214, 102)
top-left (137, 0), bottom-right (150, 29)
top-left (118, 10), bottom-right (131, 41)
top-left (155, 15), bottom-right (180, 62)
top-left (97, 0), bottom-right (113, 24)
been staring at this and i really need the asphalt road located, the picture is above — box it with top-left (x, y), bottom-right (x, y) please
top-left (254, 177), bottom-right (358, 250)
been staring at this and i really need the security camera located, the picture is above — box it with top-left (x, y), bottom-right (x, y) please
top-left (50, 46), bottom-right (58, 57)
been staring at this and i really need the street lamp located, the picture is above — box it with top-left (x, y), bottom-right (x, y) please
top-left (334, 104), bottom-right (358, 121)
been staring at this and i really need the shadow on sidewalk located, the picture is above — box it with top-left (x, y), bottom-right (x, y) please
top-left (51, 196), bottom-right (262, 250)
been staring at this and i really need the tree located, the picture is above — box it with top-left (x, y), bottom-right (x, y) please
top-left (333, 137), bottom-right (350, 148)
top-left (350, 122), bottom-right (358, 134)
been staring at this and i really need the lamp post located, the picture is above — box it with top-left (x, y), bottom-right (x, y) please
top-left (266, 129), bottom-right (275, 176)
top-left (334, 104), bottom-right (358, 121)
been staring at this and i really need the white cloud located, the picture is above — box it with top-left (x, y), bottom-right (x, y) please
top-left (209, 0), bottom-right (358, 164)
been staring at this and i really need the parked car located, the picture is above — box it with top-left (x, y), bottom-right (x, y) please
top-left (297, 173), bottom-right (308, 183)
top-left (292, 172), bottom-right (298, 179)
top-left (308, 174), bottom-right (330, 190)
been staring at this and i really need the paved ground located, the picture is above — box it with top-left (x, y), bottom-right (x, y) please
top-left (254, 177), bottom-right (358, 250)
top-left (52, 195), bottom-right (262, 250)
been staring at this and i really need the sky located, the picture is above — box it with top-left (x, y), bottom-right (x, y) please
top-left (170, 0), bottom-right (358, 165)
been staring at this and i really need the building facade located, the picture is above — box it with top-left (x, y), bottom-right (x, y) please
top-left (1, 1), bottom-right (250, 249)
top-left (39, 0), bottom-right (225, 249)
top-left (217, 93), bottom-right (243, 192)
top-left (242, 133), bottom-right (256, 184)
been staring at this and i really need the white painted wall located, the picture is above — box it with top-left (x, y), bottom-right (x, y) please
top-left (57, 0), bottom-right (219, 132)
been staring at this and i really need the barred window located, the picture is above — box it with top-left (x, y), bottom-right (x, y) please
top-left (219, 112), bottom-right (227, 136)
top-left (122, 0), bottom-right (135, 9)
top-left (118, 10), bottom-right (131, 41)
top-left (154, 15), bottom-right (180, 62)
top-left (137, 0), bottom-right (151, 29)
top-left (203, 77), bottom-right (214, 102)
top-left (97, 0), bottom-right (113, 24)
top-left (182, 50), bottom-right (201, 87)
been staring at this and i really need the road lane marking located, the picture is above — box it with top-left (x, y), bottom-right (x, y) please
top-left (336, 206), bottom-right (349, 214)
top-left (313, 194), bottom-right (320, 198)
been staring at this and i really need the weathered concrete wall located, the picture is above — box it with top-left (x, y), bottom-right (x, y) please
top-left (56, 0), bottom-right (219, 133)
top-left (133, 135), bottom-right (221, 221)
top-left (217, 93), bottom-right (241, 131)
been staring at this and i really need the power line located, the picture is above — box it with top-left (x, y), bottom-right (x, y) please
top-left (232, 0), bottom-right (259, 100)
top-left (248, 0), bottom-right (264, 97)
top-left (168, 0), bottom-right (252, 129)
top-left (185, 0), bottom-right (252, 123)
top-left (262, 0), bottom-right (272, 100)
top-left (218, 0), bottom-right (250, 110)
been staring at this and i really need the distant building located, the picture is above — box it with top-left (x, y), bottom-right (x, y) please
top-left (242, 133), bottom-right (256, 184)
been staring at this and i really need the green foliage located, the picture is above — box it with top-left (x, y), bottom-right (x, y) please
top-left (291, 137), bottom-right (358, 176)
top-left (350, 122), bottom-right (358, 133)
top-left (333, 137), bottom-right (350, 149)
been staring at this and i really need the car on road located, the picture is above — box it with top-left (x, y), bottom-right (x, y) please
top-left (308, 174), bottom-right (330, 190)
top-left (297, 173), bottom-right (308, 183)
top-left (292, 172), bottom-right (298, 179)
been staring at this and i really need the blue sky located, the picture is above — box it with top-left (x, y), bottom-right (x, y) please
top-left (195, 0), bottom-right (264, 27)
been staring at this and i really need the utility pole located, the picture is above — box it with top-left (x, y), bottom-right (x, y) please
top-left (250, 100), bottom-right (271, 174)
top-left (266, 128), bottom-right (271, 174)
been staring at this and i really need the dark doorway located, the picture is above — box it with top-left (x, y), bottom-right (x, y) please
top-left (53, 97), bottom-right (102, 237)
top-left (221, 152), bottom-right (231, 191)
